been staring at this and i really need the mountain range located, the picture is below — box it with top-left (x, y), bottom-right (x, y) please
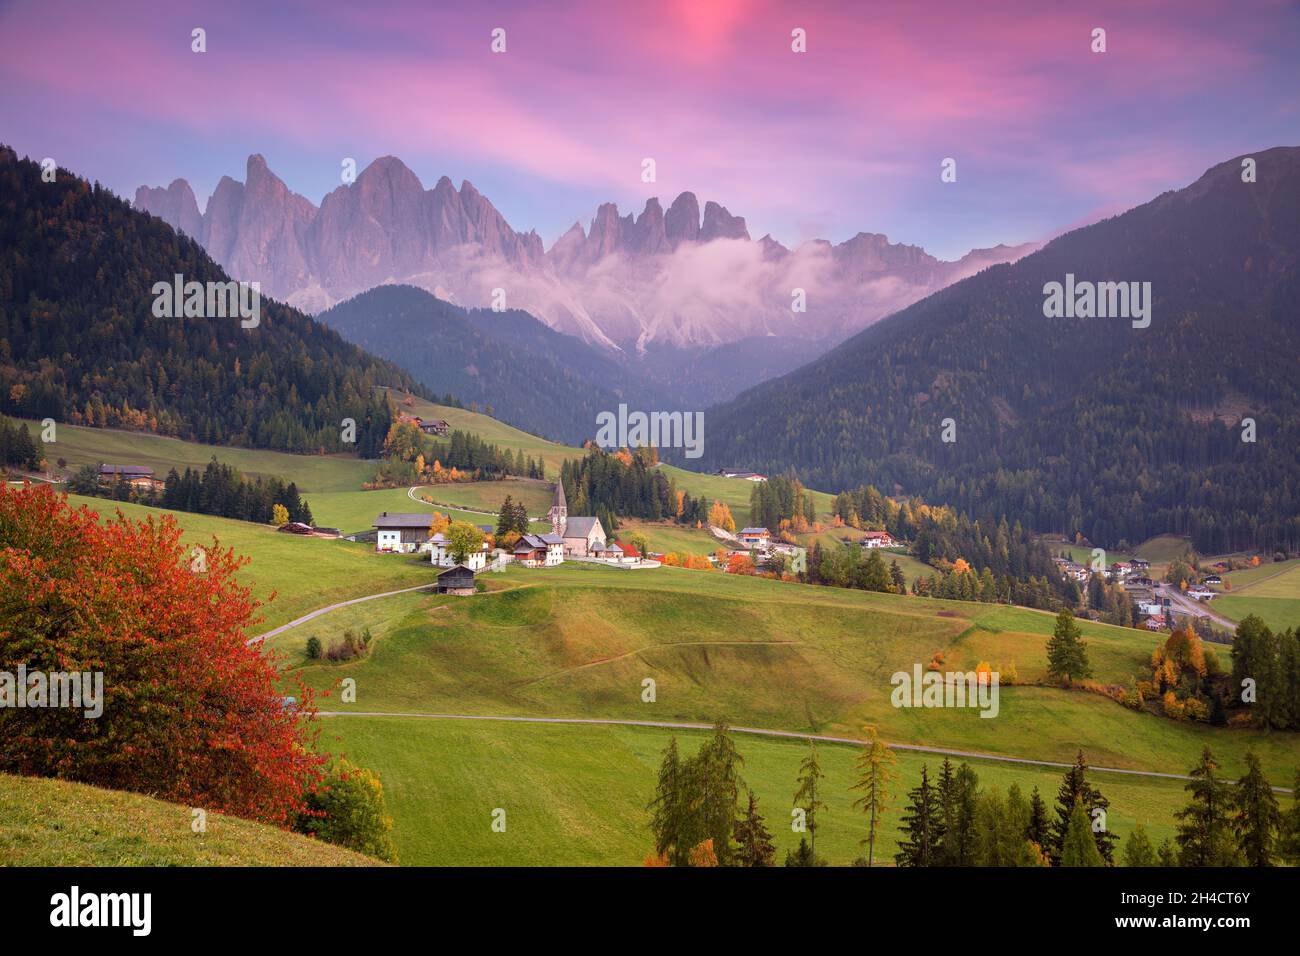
top-left (134, 154), bottom-right (1036, 355)
top-left (695, 146), bottom-right (1300, 555)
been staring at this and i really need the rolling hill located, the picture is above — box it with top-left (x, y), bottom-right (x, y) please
top-left (696, 146), bottom-right (1300, 556)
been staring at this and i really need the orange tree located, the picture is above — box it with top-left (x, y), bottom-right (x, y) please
top-left (0, 484), bottom-right (322, 824)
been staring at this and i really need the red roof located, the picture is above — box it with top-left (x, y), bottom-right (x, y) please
top-left (614, 540), bottom-right (640, 558)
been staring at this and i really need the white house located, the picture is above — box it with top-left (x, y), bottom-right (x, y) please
top-left (429, 532), bottom-right (489, 570)
top-left (513, 533), bottom-right (565, 568)
top-left (738, 527), bottom-right (770, 548)
top-left (861, 530), bottom-right (894, 549)
top-left (373, 512), bottom-right (438, 553)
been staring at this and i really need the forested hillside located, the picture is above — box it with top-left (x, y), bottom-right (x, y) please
top-left (0, 146), bottom-right (418, 455)
top-left (697, 147), bottom-right (1300, 554)
top-left (317, 285), bottom-right (658, 444)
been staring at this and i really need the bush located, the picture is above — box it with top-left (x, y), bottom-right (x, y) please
top-left (305, 636), bottom-right (322, 660)
top-left (325, 629), bottom-right (367, 661)
top-left (294, 757), bottom-right (397, 862)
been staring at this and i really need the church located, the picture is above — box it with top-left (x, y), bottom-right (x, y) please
top-left (548, 480), bottom-right (607, 557)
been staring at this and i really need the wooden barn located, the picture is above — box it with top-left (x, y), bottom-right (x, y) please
top-left (437, 564), bottom-right (477, 596)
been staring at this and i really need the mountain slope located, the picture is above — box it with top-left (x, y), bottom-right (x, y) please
top-left (316, 285), bottom-right (650, 444)
top-left (696, 146), bottom-right (1300, 554)
top-left (0, 146), bottom-right (420, 455)
top-left (134, 154), bottom-right (1034, 352)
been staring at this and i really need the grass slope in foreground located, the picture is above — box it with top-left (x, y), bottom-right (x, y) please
top-left (0, 774), bottom-right (381, 866)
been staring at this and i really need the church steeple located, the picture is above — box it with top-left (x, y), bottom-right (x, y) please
top-left (549, 479), bottom-right (567, 536)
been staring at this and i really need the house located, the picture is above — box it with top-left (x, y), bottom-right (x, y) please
top-left (591, 541), bottom-right (624, 561)
top-left (1138, 601), bottom-right (1164, 617)
top-left (1203, 574), bottom-right (1223, 585)
top-left (418, 418), bottom-right (450, 436)
top-left (97, 463), bottom-right (164, 492)
top-left (429, 532), bottom-right (489, 570)
top-left (717, 469), bottom-right (767, 481)
top-left (738, 527), bottom-right (771, 548)
top-left (512, 533), bottom-right (564, 568)
top-left (373, 512), bottom-right (438, 553)
top-left (1144, 614), bottom-right (1168, 631)
top-left (1130, 558), bottom-right (1151, 570)
top-left (1187, 586), bottom-right (1216, 601)
top-left (436, 564), bottom-right (477, 596)
top-left (860, 530), bottom-right (895, 549)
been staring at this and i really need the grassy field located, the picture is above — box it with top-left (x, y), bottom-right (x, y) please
top-left (614, 518), bottom-right (721, 556)
top-left (66, 494), bottom-right (433, 632)
top-left (20, 418), bottom-right (369, 493)
top-left (271, 563), bottom-right (1300, 789)
top-left (1216, 560), bottom-right (1300, 632)
top-left (319, 717), bottom-right (1189, 866)
top-left (305, 486), bottom-right (508, 535)
top-left (0, 774), bottom-right (381, 866)
top-left (416, 478), bottom-right (555, 517)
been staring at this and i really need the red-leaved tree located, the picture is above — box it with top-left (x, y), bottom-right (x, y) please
top-left (0, 484), bottom-right (323, 824)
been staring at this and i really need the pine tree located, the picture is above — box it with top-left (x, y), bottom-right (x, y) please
top-left (1175, 747), bottom-right (1242, 867)
top-left (647, 737), bottom-right (692, 866)
top-left (1025, 785), bottom-right (1049, 851)
top-left (734, 791), bottom-right (776, 867)
top-left (1061, 801), bottom-right (1104, 866)
top-left (793, 741), bottom-right (826, 862)
top-left (895, 764), bottom-right (943, 867)
top-left (1156, 838), bottom-right (1179, 866)
top-left (1049, 751), bottom-right (1117, 865)
top-left (1046, 608), bottom-right (1092, 685)
top-left (1123, 823), bottom-right (1157, 866)
top-left (1233, 751), bottom-right (1280, 867)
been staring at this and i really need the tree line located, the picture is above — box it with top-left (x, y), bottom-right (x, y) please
top-left (67, 457), bottom-right (314, 526)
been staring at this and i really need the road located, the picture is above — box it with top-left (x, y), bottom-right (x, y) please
top-left (312, 711), bottom-right (1293, 792)
top-left (407, 485), bottom-right (545, 522)
top-left (246, 583), bottom-right (435, 646)
top-left (1155, 583), bottom-right (1237, 629)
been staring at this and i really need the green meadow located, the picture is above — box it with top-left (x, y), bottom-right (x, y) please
top-left (320, 717), bottom-right (1191, 866)
top-left (66, 494), bottom-right (433, 632)
top-left (23, 418), bottom-right (369, 492)
top-left (272, 564), bottom-right (1300, 789)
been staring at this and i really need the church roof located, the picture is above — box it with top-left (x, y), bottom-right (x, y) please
top-left (563, 516), bottom-right (601, 539)
top-left (552, 480), bottom-right (567, 511)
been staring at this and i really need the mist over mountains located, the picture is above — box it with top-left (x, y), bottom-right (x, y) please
top-left (134, 154), bottom-right (1036, 357)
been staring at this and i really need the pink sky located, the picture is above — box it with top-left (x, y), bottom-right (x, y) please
top-left (1, 0), bottom-right (1296, 257)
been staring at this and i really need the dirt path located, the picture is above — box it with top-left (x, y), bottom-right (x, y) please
top-left (246, 583), bottom-right (435, 645)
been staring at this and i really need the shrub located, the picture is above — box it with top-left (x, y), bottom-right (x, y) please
top-left (305, 636), bottom-right (322, 660)
top-left (294, 757), bottom-right (397, 862)
top-left (325, 629), bottom-right (366, 661)
top-left (0, 484), bottom-right (322, 824)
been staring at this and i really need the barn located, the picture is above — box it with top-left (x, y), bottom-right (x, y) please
top-left (437, 564), bottom-right (477, 596)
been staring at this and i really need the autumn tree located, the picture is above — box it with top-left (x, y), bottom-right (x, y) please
top-left (793, 741), bottom-right (826, 862)
top-left (850, 728), bottom-right (895, 865)
top-left (271, 503), bottom-right (289, 526)
top-left (708, 500), bottom-right (735, 533)
top-left (294, 756), bottom-right (397, 862)
top-left (0, 485), bottom-right (322, 824)
top-left (445, 520), bottom-right (484, 564)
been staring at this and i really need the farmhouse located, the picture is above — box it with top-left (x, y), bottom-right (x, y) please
top-left (717, 469), bottom-right (767, 481)
top-left (1203, 574), bottom-right (1223, 585)
top-left (436, 564), bottom-right (477, 596)
top-left (97, 463), bottom-right (164, 492)
top-left (373, 512), bottom-right (437, 553)
top-left (429, 532), bottom-right (489, 570)
top-left (1131, 558), bottom-right (1151, 570)
top-left (738, 527), bottom-right (771, 548)
top-left (418, 418), bottom-right (450, 436)
top-left (861, 530), bottom-right (895, 549)
top-left (1187, 585), bottom-right (1216, 601)
top-left (513, 533), bottom-right (565, 568)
